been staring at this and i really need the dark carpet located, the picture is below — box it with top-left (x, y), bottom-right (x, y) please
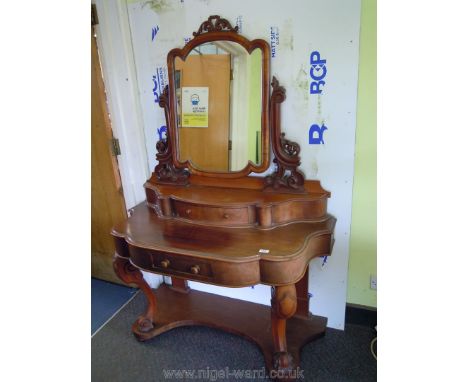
top-left (92, 291), bottom-right (376, 381)
top-left (91, 278), bottom-right (137, 335)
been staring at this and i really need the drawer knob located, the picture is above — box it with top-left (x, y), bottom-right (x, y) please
top-left (160, 259), bottom-right (170, 268)
top-left (190, 265), bottom-right (200, 275)
top-left (186, 209), bottom-right (192, 215)
top-left (223, 213), bottom-right (230, 219)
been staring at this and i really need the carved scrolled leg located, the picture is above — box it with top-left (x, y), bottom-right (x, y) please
top-left (113, 254), bottom-right (157, 335)
top-left (271, 284), bottom-right (297, 376)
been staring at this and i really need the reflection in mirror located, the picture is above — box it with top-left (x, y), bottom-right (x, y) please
top-left (174, 42), bottom-right (262, 172)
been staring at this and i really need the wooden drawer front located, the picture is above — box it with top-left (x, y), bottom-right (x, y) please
top-left (150, 253), bottom-right (213, 278)
top-left (173, 200), bottom-right (251, 225)
top-left (271, 199), bottom-right (327, 224)
top-left (129, 247), bottom-right (213, 281)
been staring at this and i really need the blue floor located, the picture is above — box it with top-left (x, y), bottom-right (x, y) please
top-left (91, 278), bottom-right (137, 335)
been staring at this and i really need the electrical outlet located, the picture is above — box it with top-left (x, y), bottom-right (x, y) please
top-left (370, 275), bottom-right (377, 290)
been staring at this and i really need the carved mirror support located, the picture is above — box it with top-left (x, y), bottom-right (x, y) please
top-left (264, 77), bottom-right (305, 192)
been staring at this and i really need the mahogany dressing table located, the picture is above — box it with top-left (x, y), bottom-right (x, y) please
top-left (112, 15), bottom-right (336, 380)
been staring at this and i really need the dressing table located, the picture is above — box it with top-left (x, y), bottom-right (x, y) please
top-left (112, 15), bottom-right (336, 380)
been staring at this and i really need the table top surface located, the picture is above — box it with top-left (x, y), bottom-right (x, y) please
top-left (112, 203), bottom-right (336, 263)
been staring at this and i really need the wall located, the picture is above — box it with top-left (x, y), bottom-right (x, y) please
top-left (347, 0), bottom-right (377, 308)
top-left (126, 0), bottom-right (362, 329)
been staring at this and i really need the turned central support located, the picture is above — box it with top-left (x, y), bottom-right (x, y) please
top-left (271, 284), bottom-right (297, 372)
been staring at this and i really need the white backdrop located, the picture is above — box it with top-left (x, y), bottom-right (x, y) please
top-left (126, 0), bottom-right (361, 329)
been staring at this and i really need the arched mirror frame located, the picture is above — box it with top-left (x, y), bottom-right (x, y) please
top-left (155, 16), bottom-right (305, 192)
top-left (166, 16), bottom-right (270, 178)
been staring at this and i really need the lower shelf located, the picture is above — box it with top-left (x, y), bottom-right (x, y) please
top-left (132, 284), bottom-right (327, 379)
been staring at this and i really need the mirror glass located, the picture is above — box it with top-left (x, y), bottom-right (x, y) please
top-left (174, 42), bottom-right (263, 172)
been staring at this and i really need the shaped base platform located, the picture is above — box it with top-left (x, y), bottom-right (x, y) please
top-left (132, 284), bottom-right (327, 380)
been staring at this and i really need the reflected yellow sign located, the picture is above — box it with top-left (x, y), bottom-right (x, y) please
top-left (181, 87), bottom-right (209, 128)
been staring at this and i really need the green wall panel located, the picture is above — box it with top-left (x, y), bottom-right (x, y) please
top-left (347, 0), bottom-right (377, 308)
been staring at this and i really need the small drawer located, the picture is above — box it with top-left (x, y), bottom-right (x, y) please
top-left (129, 246), bottom-right (213, 280)
top-left (173, 200), bottom-right (250, 226)
top-left (148, 252), bottom-right (213, 279)
top-left (271, 199), bottom-right (327, 224)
